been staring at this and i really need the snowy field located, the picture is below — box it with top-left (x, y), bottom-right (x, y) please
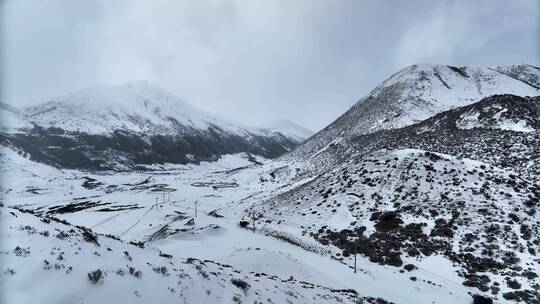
top-left (1, 147), bottom-right (510, 304)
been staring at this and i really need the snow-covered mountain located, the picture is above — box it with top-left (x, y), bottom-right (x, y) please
top-left (23, 81), bottom-right (259, 136)
top-left (285, 64), bottom-right (540, 168)
top-left (238, 64), bottom-right (540, 303)
top-left (260, 119), bottom-right (314, 142)
top-left (297, 94), bottom-right (539, 182)
top-left (0, 102), bottom-right (33, 132)
top-left (0, 82), bottom-right (311, 170)
top-left (248, 148), bottom-right (540, 303)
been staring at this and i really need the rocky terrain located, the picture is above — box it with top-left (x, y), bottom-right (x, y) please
top-left (284, 64), bottom-right (540, 172)
top-left (248, 149), bottom-right (540, 303)
top-left (299, 94), bottom-right (539, 183)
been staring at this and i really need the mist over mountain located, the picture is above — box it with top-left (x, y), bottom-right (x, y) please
top-left (0, 82), bottom-right (312, 170)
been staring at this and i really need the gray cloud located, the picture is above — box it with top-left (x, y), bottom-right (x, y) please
top-left (2, 0), bottom-right (538, 131)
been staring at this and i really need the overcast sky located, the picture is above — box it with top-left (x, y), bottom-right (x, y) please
top-left (2, 0), bottom-right (539, 131)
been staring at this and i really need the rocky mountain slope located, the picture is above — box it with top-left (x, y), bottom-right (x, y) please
top-left (284, 64), bottom-right (540, 169)
top-left (299, 94), bottom-right (539, 182)
top-left (351, 94), bottom-right (539, 182)
top-left (0, 82), bottom-right (309, 170)
top-left (242, 64), bottom-right (540, 303)
top-left (248, 149), bottom-right (540, 303)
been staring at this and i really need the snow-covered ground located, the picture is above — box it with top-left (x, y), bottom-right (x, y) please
top-left (1, 207), bottom-right (365, 304)
top-left (3, 147), bottom-right (520, 304)
top-left (250, 149), bottom-right (540, 303)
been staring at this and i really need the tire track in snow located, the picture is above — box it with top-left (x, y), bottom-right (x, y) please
top-left (90, 209), bottom-right (133, 228)
top-left (118, 205), bottom-right (157, 237)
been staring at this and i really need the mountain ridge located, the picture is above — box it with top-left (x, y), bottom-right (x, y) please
top-left (23, 81), bottom-right (276, 136)
top-left (282, 63), bottom-right (540, 170)
top-left (0, 82), bottom-right (312, 170)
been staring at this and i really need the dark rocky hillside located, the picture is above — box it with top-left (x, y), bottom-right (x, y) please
top-left (0, 125), bottom-right (297, 170)
top-left (292, 94), bottom-right (539, 183)
top-left (351, 94), bottom-right (540, 182)
top-left (249, 149), bottom-right (540, 303)
top-left (283, 64), bottom-right (540, 171)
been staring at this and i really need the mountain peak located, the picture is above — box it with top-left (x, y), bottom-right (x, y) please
top-left (3, 82), bottom-right (306, 169)
top-left (23, 81), bottom-right (243, 135)
top-left (284, 63), bottom-right (540, 167)
top-left (353, 63), bottom-right (540, 129)
top-left (261, 119), bottom-right (314, 141)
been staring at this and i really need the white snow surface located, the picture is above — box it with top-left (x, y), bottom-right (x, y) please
top-left (0, 104), bottom-right (33, 132)
top-left (366, 64), bottom-right (540, 128)
top-left (0, 151), bottom-right (365, 304)
top-left (1, 209), bottom-right (363, 304)
top-left (456, 108), bottom-right (535, 132)
top-left (2, 146), bottom-right (523, 304)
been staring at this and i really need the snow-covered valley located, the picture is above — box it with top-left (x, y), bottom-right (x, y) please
top-left (1, 63), bottom-right (539, 304)
top-left (3, 143), bottom-right (539, 303)
top-left (1, 149), bottom-right (477, 304)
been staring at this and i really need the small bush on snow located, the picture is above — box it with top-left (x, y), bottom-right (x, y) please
top-left (231, 278), bottom-right (250, 291)
top-left (87, 269), bottom-right (104, 284)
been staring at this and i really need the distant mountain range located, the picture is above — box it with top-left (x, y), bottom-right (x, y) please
top-left (0, 82), bottom-right (313, 170)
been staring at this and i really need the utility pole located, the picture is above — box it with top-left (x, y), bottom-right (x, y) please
top-left (354, 253), bottom-right (357, 273)
top-left (353, 242), bottom-right (359, 274)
